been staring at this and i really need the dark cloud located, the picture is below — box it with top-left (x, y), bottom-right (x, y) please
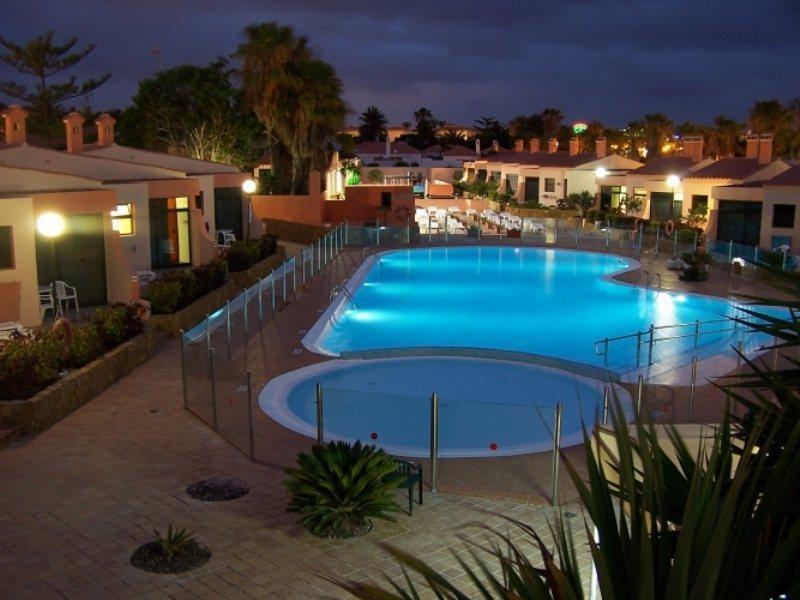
top-left (2, 0), bottom-right (798, 126)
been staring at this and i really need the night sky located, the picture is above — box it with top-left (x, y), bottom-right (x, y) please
top-left (2, 0), bottom-right (798, 127)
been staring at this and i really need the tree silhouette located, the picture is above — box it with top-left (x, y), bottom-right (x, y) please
top-left (358, 105), bottom-right (387, 142)
top-left (0, 31), bottom-right (110, 136)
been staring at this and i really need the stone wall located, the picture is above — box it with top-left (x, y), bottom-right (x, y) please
top-left (0, 332), bottom-right (156, 435)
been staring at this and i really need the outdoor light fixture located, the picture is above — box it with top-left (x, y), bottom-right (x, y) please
top-left (595, 167), bottom-right (609, 178)
top-left (666, 174), bottom-right (681, 188)
top-left (242, 178), bottom-right (257, 194)
top-left (36, 212), bottom-right (65, 238)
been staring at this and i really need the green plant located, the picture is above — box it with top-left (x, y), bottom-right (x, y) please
top-left (679, 250), bottom-right (713, 281)
top-left (225, 241), bottom-right (252, 272)
top-left (66, 323), bottom-right (102, 368)
top-left (285, 441), bottom-right (403, 538)
top-left (142, 280), bottom-right (182, 314)
top-left (0, 331), bottom-right (61, 400)
top-left (558, 190), bottom-right (595, 215)
top-left (162, 269), bottom-right (197, 309)
top-left (153, 525), bottom-right (197, 558)
top-left (758, 247), bottom-right (796, 270)
top-left (192, 259), bottom-right (228, 296)
top-left (366, 169), bottom-right (383, 184)
top-left (93, 303), bottom-right (145, 346)
top-left (685, 204), bottom-right (709, 228)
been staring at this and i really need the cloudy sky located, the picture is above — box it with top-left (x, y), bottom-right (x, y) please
top-left (2, 0), bottom-right (798, 127)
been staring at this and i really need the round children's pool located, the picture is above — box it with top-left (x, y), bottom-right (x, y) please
top-left (259, 356), bottom-right (632, 457)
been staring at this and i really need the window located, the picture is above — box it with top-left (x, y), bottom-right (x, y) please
top-left (545, 178), bottom-right (555, 193)
top-left (692, 195), bottom-right (708, 212)
top-left (772, 204), bottom-right (796, 228)
top-left (195, 191), bottom-right (204, 214)
top-left (381, 192), bottom-right (392, 208)
top-left (0, 226), bottom-right (13, 269)
top-left (110, 203), bottom-right (133, 236)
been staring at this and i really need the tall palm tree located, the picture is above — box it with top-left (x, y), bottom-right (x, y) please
top-left (358, 105), bottom-right (388, 142)
top-left (508, 113), bottom-right (544, 142)
top-left (640, 113), bottom-right (674, 157)
top-left (708, 115), bottom-right (741, 158)
top-left (749, 99), bottom-right (793, 157)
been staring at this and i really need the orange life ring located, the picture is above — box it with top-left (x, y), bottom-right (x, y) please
top-left (664, 220), bottom-right (676, 236)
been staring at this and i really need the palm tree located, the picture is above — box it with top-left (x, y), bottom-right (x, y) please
top-left (749, 99), bottom-right (794, 157)
top-left (708, 115), bottom-right (742, 158)
top-left (358, 105), bottom-right (387, 142)
top-left (640, 113), bottom-right (674, 157)
top-left (508, 113), bottom-right (544, 142)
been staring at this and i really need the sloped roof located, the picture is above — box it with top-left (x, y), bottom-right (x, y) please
top-left (424, 144), bottom-right (475, 157)
top-left (766, 163), bottom-right (800, 186)
top-left (685, 158), bottom-right (765, 180)
top-left (629, 156), bottom-right (696, 176)
top-left (482, 150), bottom-right (598, 168)
top-left (84, 144), bottom-right (240, 175)
top-left (354, 141), bottom-right (420, 155)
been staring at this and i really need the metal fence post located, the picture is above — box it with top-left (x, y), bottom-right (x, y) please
top-left (225, 300), bottom-right (232, 355)
top-left (282, 262), bottom-right (287, 303)
top-left (257, 277), bottom-right (264, 324)
top-left (315, 382), bottom-right (324, 444)
top-left (309, 244), bottom-right (315, 278)
top-left (376, 218), bottom-right (381, 247)
top-left (689, 356), bottom-right (698, 421)
top-left (444, 214), bottom-right (449, 244)
top-left (292, 258), bottom-right (297, 296)
top-left (673, 230), bottom-right (678, 259)
top-left (243, 286), bottom-right (249, 338)
top-left (551, 401), bottom-right (563, 506)
top-left (655, 227), bottom-right (660, 255)
top-left (638, 223), bottom-right (643, 259)
top-left (602, 386), bottom-right (610, 426)
top-left (637, 375), bottom-right (645, 414)
top-left (269, 269), bottom-right (275, 315)
top-left (205, 314), bottom-right (210, 354)
top-left (179, 330), bottom-right (188, 409)
top-left (605, 220), bottom-right (610, 249)
top-left (575, 220), bottom-right (579, 246)
top-left (209, 347), bottom-right (218, 430)
top-left (430, 392), bottom-right (439, 493)
top-left (636, 330), bottom-right (642, 366)
top-left (317, 238), bottom-right (321, 270)
top-left (728, 240), bottom-right (733, 263)
top-left (246, 370), bottom-right (255, 460)
top-left (647, 324), bottom-right (655, 366)
top-left (344, 220), bottom-right (349, 246)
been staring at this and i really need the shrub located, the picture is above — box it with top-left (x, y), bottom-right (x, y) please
top-left (143, 280), bottom-right (182, 314)
top-left (758, 247), bottom-right (796, 270)
top-left (226, 241), bottom-right (252, 272)
top-left (680, 251), bottom-right (713, 281)
top-left (162, 269), bottom-right (197, 309)
top-left (285, 441), bottom-right (403, 537)
top-left (66, 323), bottom-right (102, 368)
top-left (0, 332), bottom-right (62, 400)
top-left (93, 303), bottom-right (146, 347)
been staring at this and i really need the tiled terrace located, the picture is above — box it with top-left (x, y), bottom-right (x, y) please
top-left (1, 237), bottom-right (787, 597)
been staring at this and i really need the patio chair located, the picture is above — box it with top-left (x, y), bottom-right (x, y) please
top-left (54, 280), bottom-right (79, 317)
top-left (39, 284), bottom-right (56, 319)
top-left (392, 460), bottom-right (423, 515)
top-left (0, 321), bottom-right (23, 341)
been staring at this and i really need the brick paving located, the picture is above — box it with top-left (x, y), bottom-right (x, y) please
top-left (1, 237), bottom-right (786, 598)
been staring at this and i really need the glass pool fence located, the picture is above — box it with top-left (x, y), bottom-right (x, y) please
top-left (341, 216), bottom-right (799, 273)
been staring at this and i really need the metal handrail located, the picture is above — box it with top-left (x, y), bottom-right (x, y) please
top-left (329, 285), bottom-right (357, 308)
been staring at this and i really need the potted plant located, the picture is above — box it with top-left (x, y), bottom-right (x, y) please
top-left (285, 441), bottom-right (403, 538)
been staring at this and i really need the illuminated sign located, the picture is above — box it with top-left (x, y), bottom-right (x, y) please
top-left (572, 122), bottom-right (588, 134)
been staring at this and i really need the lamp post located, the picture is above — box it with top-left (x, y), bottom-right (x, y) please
top-left (242, 178), bottom-right (257, 241)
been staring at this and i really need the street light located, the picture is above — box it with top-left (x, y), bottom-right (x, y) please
top-left (242, 178), bottom-right (257, 241)
top-left (666, 174), bottom-right (681, 188)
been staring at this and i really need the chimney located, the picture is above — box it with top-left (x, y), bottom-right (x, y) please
top-left (569, 137), bottom-right (579, 156)
top-left (514, 139), bottom-right (524, 152)
top-left (595, 137), bottom-right (607, 158)
top-left (548, 138), bottom-right (558, 153)
top-left (745, 133), bottom-right (759, 160)
top-left (685, 135), bottom-right (704, 163)
top-left (758, 133), bottom-right (773, 165)
top-left (492, 140), bottom-right (500, 153)
top-left (384, 138), bottom-right (391, 156)
top-left (63, 112), bottom-right (85, 153)
top-left (95, 113), bottom-right (116, 146)
top-left (529, 138), bottom-right (540, 153)
top-left (1, 105), bottom-right (28, 145)
top-left (475, 138), bottom-right (481, 156)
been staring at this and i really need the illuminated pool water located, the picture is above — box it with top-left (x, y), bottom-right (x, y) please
top-left (259, 357), bottom-right (632, 457)
top-left (304, 246), bottom-right (765, 373)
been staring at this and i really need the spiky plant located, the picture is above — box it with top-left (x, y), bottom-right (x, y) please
top-left (285, 441), bottom-right (404, 538)
top-left (153, 525), bottom-right (197, 558)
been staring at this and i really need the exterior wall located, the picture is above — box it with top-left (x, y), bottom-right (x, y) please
top-left (0, 197), bottom-right (39, 326)
top-left (251, 194), bottom-right (325, 227)
top-left (761, 185), bottom-right (800, 250)
top-left (565, 169), bottom-right (596, 198)
top-left (325, 186), bottom-right (415, 226)
top-left (146, 179), bottom-right (212, 267)
top-left (110, 182), bottom-right (151, 272)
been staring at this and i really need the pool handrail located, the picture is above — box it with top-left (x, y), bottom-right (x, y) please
top-left (329, 285), bottom-right (357, 309)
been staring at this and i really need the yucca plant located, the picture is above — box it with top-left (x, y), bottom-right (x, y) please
top-left (154, 525), bottom-right (197, 558)
top-left (285, 441), bottom-right (404, 538)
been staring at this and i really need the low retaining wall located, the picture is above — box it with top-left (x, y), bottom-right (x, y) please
top-left (261, 218), bottom-right (328, 244)
top-left (149, 248), bottom-right (287, 336)
top-left (0, 332), bottom-right (156, 435)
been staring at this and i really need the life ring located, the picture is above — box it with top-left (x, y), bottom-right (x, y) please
top-left (664, 220), bottom-right (676, 236)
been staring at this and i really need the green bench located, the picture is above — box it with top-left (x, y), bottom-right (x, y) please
top-left (392, 460), bottom-right (423, 515)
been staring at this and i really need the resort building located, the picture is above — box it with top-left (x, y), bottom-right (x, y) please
top-left (761, 164), bottom-right (800, 250)
top-left (0, 105), bottom-right (247, 326)
top-left (353, 140), bottom-right (423, 167)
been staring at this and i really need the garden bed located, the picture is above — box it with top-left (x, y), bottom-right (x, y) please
top-left (0, 331), bottom-right (156, 435)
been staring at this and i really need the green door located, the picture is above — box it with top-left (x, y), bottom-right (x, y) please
top-left (524, 177), bottom-right (540, 202)
top-left (36, 213), bottom-right (107, 306)
top-left (650, 192), bottom-right (682, 222)
top-left (717, 201), bottom-right (762, 246)
top-left (214, 187), bottom-right (243, 240)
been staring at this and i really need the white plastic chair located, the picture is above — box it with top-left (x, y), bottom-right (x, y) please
top-left (39, 284), bottom-right (56, 319)
top-left (55, 280), bottom-right (79, 317)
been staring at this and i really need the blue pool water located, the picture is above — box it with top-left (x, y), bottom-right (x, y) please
top-left (259, 357), bottom-right (632, 457)
top-left (305, 247), bottom-right (763, 372)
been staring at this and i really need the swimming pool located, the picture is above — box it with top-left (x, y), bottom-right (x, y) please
top-left (259, 357), bottom-right (632, 457)
top-left (304, 246), bottom-right (763, 373)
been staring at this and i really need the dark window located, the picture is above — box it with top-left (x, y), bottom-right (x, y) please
top-left (773, 204), bottom-right (796, 228)
top-left (381, 192), bottom-right (392, 208)
top-left (692, 195), bottom-right (708, 211)
top-left (195, 191), bottom-right (204, 214)
top-left (545, 178), bottom-right (555, 193)
top-left (0, 226), bottom-right (13, 269)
